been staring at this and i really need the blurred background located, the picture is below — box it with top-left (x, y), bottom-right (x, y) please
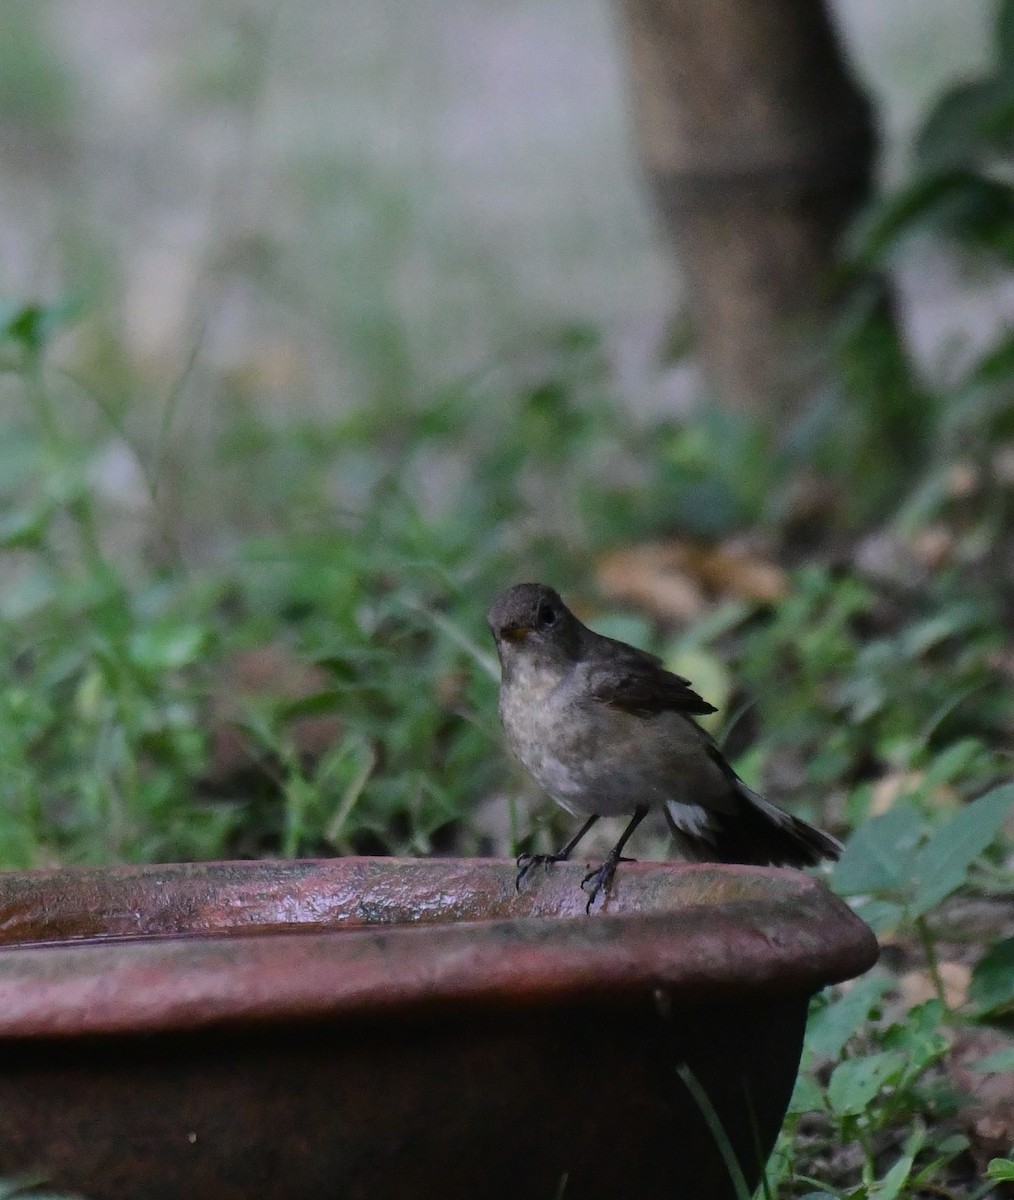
top-left (0, 0), bottom-right (1012, 869)
top-left (3, 1), bottom-right (666, 404)
top-left (1, 0), bottom-right (1006, 431)
top-left (4, 5), bottom-right (1014, 1189)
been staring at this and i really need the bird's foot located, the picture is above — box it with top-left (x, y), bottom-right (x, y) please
top-left (580, 853), bottom-right (636, 913)
top-left (515, 851), bottom-right (570, 892)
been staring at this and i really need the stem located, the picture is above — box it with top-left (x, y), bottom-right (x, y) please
top-left (915, 913), bottom-right (949, 1011)
top-left (27, 358), bottom-right (112, 581)
top-left (26, 356), bottom-right (63, 451)
top-left (677, 1063), bottom-right (752, 1200)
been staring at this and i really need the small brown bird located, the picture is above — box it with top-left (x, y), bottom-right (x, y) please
top-left (488, 582), bottom-right (842, 911)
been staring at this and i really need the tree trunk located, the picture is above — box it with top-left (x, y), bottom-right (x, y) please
top-left (617, 0), bottom-right (877, 417)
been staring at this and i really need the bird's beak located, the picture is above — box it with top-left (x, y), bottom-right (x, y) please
top-left (499, 623), bottom-right (530, 643)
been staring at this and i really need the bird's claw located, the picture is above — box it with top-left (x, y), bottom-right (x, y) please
top-left (580, 854), bottom-right (636, 913)
top-left (515, 851), bottom-right (566, 892)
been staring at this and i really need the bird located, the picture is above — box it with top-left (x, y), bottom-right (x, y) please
top-left (487, 582), bottom-right (842, 911)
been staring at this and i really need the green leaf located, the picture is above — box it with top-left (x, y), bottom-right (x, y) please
top-left (855, 169), bottom-right (1014, 267)
top-left (0, 506), bottom-right (49, 550)
top-left (934, 1134), bottom-right (970, 1155)
top-left (921, 738), bottom-right (988, 790)
top-left (847, 898), bottom-right (906, 935)
top-left (881, 1000), bottom-right (949, 1076)
top-left (968, 1047), bottom-right (1014, 1073)
top-left (786, 1072), bottom-right (825, 1115)
top-left (917, 82), bottom-right (1014, 171)
top-left (970, 937), bottom-right (1014, 1015)
top-left (871, 1150), bottom-right (914, 1200)
top-left (805, 973), bottom-right (893, 1060)
top-left (827, 1051), bottom-right (905, 1116)
top-left (909, 784), bottom-right (1014, 917)
top-left (832, 803), bottom-right (923, 896)
top-left (901, 605), bottom-right (980, 657)
top-left (851, 173), bottom-right (972, 264)
top-left (0, 300), bottom-right (79, 356)
top-left (128, 623), bottom-right (209, 671)
top-left (987, 1158), bottom-right (1014, 1182)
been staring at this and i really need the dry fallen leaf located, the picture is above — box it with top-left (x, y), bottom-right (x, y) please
top-left (692, 537), bottom-right (788, 602)
top-left (898, 962), bottom-right (971, 1011)
top-left (870, 771), bottom-right (924, 816)
top-left (596, 545), bottom-right (705, 622)
top-left (228, 340), bottom-right (306, 393)
top-left (946, 460), bottom-right (980, 499)
top-left (869, 770), bottom-right (960, 816)
top-left (908, 525), bottom-right (956, 571)
top-left (596, 539), bottom-right (787, 623)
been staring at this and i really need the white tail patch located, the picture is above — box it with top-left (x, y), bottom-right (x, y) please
top-left (664, 800), bottom-right (715, 837)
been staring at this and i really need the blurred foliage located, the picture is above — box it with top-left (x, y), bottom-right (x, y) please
top-left (736, 569), bottom-right (1006, 792)
top-left (0, 1178), bottom-right (83, 1200)
top-left (767, 989), bottom-right (968, 1200)
top-left (834, 785), bottom-right (1014, 932)
top-left (2, 7), bottom-right (1014, 1197)
top-left (760, 8), bottom-right (1014, 1192)
top-left (0, 309), bottom-right (652, 865)
top-left (0, 2), bottom-right (72, 129)
top-left (838, 0), bottom-right (1014, 525)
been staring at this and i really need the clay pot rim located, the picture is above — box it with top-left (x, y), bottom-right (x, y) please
top-left (0, 858), bottom-right (878, 1040)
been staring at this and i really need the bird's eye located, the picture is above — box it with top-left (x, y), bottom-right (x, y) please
top-left (537, 603), bottom-right (557, 628)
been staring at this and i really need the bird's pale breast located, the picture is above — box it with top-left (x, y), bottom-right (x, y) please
top-left (499, 657), bottom-right (715, 817)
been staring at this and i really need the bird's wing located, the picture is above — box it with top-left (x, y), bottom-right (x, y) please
top-left (583, 639), bottom-right (717, 717)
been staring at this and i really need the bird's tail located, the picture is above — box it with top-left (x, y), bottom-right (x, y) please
top-left (665, 781), bottom-right (842, 869)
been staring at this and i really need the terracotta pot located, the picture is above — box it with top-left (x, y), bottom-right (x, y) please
top-left (0, 858), bottom-right (876, 1200)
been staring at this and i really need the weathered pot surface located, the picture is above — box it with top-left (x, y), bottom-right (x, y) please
top-left (0, 857), bottom-right (877, 1200)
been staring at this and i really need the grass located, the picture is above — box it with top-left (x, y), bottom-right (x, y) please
top-left (2, 2), bottom-right (1014, 1197)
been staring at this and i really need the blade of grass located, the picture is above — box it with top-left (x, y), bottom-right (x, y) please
top-left (401, 599), bottom-right (499, 679)
top-left (676, 1063), bottom-right (752, 1200)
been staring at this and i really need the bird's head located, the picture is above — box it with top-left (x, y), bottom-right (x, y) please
top-left (486, 582), bottom-right (582, 672)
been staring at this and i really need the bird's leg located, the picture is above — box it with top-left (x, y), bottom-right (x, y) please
top-left (516, 814), bottom-right (600, 891)
top-left (581, 806), bottom-right (650, 913)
